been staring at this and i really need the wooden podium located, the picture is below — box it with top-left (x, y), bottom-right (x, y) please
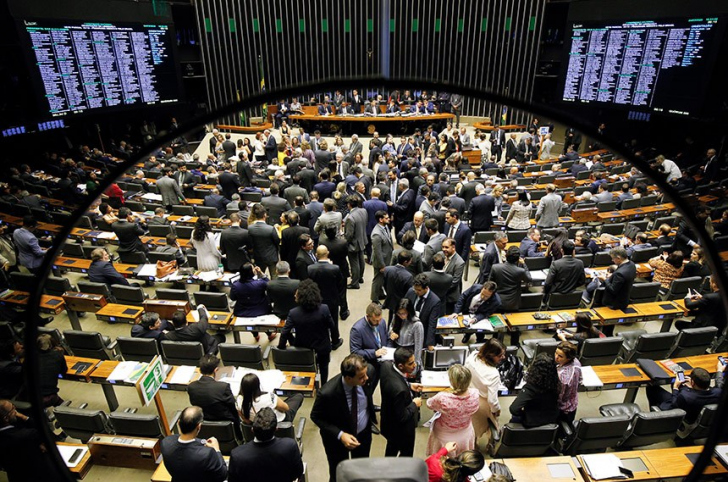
top-left (87, 434), bottom-right (160, 470)
top-left (143, 299), bottom-right (190, 320)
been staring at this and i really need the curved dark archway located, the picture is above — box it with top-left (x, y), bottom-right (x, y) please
top-left (24, 76), bottom-right (728, 481)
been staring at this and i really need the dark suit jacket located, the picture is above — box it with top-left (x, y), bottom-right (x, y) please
top-left (468, 194), bottom-right (496, 232)
top-left (454, 284), bottom-right (502, 320)
top-left (383, 265), bottom-right (414, 311)
top-left (380, 361), bottom-right (418, 439)
top-left (203, 194), bottom-right (230, 218)
top-left (295, 249), bottom-right (316, 280)
top-left (162, 316), bottom-right (217, 355)
top-left (505, 138), bottom-right (519, 160)
top-left (188, 376), bottom-right (240, 424)
top-left (88, 260), bottom-right (130, 287)
top-left (279, 305), bottom-right (335, 353)
top-left (173, 171), bottom-right (198, 198)
top-left (266, 277), bottom-right (300, 319)
top-left (446, 223), bottom-right (473, 262)
top-left (396, 221), bottom-right (429, 244)
top-left (319, 236), bottom-right (350, 278)
top-left (423, 270), bottom-right (453, 304)
top-left (222, 140), bottom-right (237, 160)
top-left (313, 181), bottom-right (336, 200)
top-left (403, 288), bottom-right (442, 347)
top-left (364, 198), bottom-right (389, 235)
top-left (489, 262), bottom-right (532, 312)
top-left (0, 417), bottom-right (63, 482)
top-left (685, 292), bottom-right (725, 333)
top-left (391, 188), bottom-right (416, 233)
top-left (261, 195), bottom-right (291, 226)
top-left (219, 226), bottom-right (250, 272)
top-left (477, 241), bottom-right (500, 284)
top-left (228, 437), bottom-right (303, 482)
top-left (310, 373), bottom-right (376, 441)
top-left (519, 237), bottom-right (544, 258)
top-left (308, 261), bottom-right (347, 309)
top-left (237, 160), bottom-right (255, 187)
top-left (112, 220), bottom-right (147, 254)
top-left (160, 435), bottom-right (228, 482)
top-left (656, 385), bottom-right (722, 424)
top-left (447, 196), bottom-right (466, 216)
top-left (280, 225), bottom-right (310, 268)
top-left (543, 256), bottom-right (586, 297)
top-left (444, 254), bottom-right (466, 304)
top-left (459, 182), bottom-right (478, 209)
top-left (602, 261), bottom-right (636, 310)
top-left (509, 384), bottom-right (560, 428)
top-left (247, 221), bottom-right (280, 266)
top-left (350, 317), bottom-right (389, 363)
top-left (265, 135), bottom-right (277, 161)
top-left (218, 171), bottom-right (242, 200)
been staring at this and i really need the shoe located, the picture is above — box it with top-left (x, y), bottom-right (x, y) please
top-left (331, 338), bottom-right (344, 350)
top-left (38, 317), bottom-right (53, 327)
top-left (53, 431), bottom-right (68, 442)
top-left (347, 284), bottom-right (360, 289)
top-left (359, 279), bottom-right (364, 284)
top-left (370, 423), bottom-right (381, 435)
top-left (267, 333), bottom-right (277, 342)
top-left (340, 310), bottom-right (350, 321)
top-left (373, 404), bottom-right (381, 412)
top-left (461, 334), bottom-right (472, 344)
top-left (197, 304), bottom-right (211, 320)
top-left (253, 334), bottom-right (260, 342)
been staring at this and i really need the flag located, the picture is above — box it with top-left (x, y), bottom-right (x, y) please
top-left (236, 89), bottom-right (246, 126)
top-left (258, 55), bottom-right (267, 120)
top-left (501, 106), bottom-right (508, 125)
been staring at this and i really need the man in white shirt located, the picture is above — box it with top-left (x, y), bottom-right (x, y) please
top-left (656, 155), bottom-right (681, 182)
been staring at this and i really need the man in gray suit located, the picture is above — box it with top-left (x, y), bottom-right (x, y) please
top-left (247, 204), bottom-right (280, 277)
top-left (219, 213), bottom-right (249, 272)
top-left (261, 183), bottom-right (291, 226)
top-left (442, 237), bottom-right (465, 313)
top-left (349, 134), bottom-right (363, 158)
top-left (283, 175), bottom-right (309, 207)
top-left (423, 219), bottom-right (446, 269)
top-left (157, 167), bottom-right (185, 211)
top-left (314, 198), bottom-right (343, 235)
top-left (370, 210), bottom-right (393, 302)
top-left (535, 184), bottom-right (564, 229)
top-left (344, 196), bottom-right (368, 290)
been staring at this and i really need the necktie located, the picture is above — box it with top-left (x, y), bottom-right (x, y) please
top-left (448, 225), bottom-right (456, 239)
top-left (415, 296), bottom-right (424, 313)
top-left (416, 227), bottom-right (421, 240)
top-left (373, 326), bottom-right (381, 348)
top-left (309, 252), bottom-right (316, 263)
top-left (350, 386), bottom-right (359, 433)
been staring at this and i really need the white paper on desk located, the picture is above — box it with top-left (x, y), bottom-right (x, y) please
top-left (473, 243), bottom-right (487, 251)
top-left (95, 232), bottom-right (117, 240)
top-left (197, 270), bottom-right (221, 282)
top-left (378, 346), bottom-right (395, 361)
top-left (235, 314), bottom-right (281, 326)
top-left (57, 445), bottom-right (88, 468)
top-left (169, 365), bottom-right (197, 385)
top-left (136, 264), bottom-right (158, 278)
top-left (413, 240), bottom-right (426, 254)
top-left (107, 361), bottom-right (145, 382)
top-left (530, 269), bottom-right (548, 282)
top-left (177, 215), bottom-right (192, 222)
top-left (141, 193), bottom-right (163, 201)
top-left (582, 453), bottom-right (627, 480)
top-left (421, 370), bottom-right (450, 387)
top-left (581, 366), bottom-right (604, 388)
top-left (715, 444), bottom-right (728, 468)
top-left (469, 318), bottom-right (494, 332)
top-left (221, 272), bottom-right (239, 283)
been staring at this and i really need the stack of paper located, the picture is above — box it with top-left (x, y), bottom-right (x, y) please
top-left (581, 366), bottom-right (604, 388)
top-left (378, 347), bottom-right (395, 361)
top-left (469, 318), bottom-right (494, 332)
top-left (107, 362), bottom-right (148, 383)
top-left (197, 270), bottom-right (221, 282)
top-left (136, 264), bottom-right (160, 279)
top-left (169, 365), bottom-right (197, 385)
top-left (421, 370), bottom-right (450, 387)
top-left (141, 193), bottom-right (163, 201)
top-left (234, 314), bottom-right (281, 326)
top-left (582, 454), bottom-right (627, 480)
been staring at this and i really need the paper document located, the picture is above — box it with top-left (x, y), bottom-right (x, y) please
top-left (582, 454), bottom-right (627, 480)
top-left (378, 346), bottom-right (395, 361)
top-left (421, 370), bottom-right (450, 387)
top-left (530, 269), bottom-right (548, 282)
top-left (169, 365), bottom-right (197, 385)
top-left (413, 240), bottom-right (426, 254)
top-left (107, 361), bottom-right (147, 383)
top-left (197, 270), bottom-right (221, 282)
top-left (141, 193), bottom-right (163, 201)
top-left (136, 264), bottom-right (159, 278)
top-left (235, 314), bottom-right (281, 326)
top-left (436, 316), bottom-right (460, 328)
top-left (57, 445), bottom-right (88, 468)
top-left (715, 444), bottom-right (728, 468)
top-left (468, 319), bottom-right (494, 332)
top-left (580, 366), bottom-right (604, 388)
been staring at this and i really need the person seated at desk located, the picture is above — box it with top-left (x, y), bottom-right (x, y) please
top-left (456, 282), bottom-right (502, 345)
top-left (131, 311), bottom-right (172, 341)
top-left (163, 305), bottom-right (226, 356)
top-left (203, 187), bottom-right (231, 218)
top-left (188, 355), bottom-right (241, 430)
top-left (654, 223), bottom-right (675, 251)
top-left (156, 233), bottom-right (188, 268)
top-left (318, 101), bottom-right (333, 116)
top-left (228, 407), bottom-right (304, 482)
top-left (88, 247), bottom-right (131, 287)
top-left (148, 207), bottom-right (172, 226)
top-left (37, 334), bottom-right (67, 408)
top-left (0, 340), bottom-right (23, 401)
top-left (230, 263), bottom-right (274, 343)
top-left (569, 191), bottom-right (594, 213)
top-left (681, 246), bottom-right (710, 279)
top-left (574, 229), bottom-right (599, 256)
top-left (615, 183), bottom-right (633, 209)
top-left (426, 443), bottom-right (485, 482)
top-left (385, 100), bottom-right (399, 114)
top-left (557, 312), bottom-right (603, 346)
top-left (411, 101), bottom-right (428, 115)
top-left (519, 228), bottom-right (545, 258)
top-left (675, 276), bottom-right (724, 333)
top-left (160, 406), bottom-right (228, 482)
top-left (236, 373), bottom-right (303, 425)
top-left (625, 232), bottom-right (653, 258)
top-left (646, 367), bottom-right (722, 425)
top-left (509, 353), bottom-right (559, 427)
top-left (648, 250), bottom-right (684, 291)
top-left (338, 101), bottom-right (355, 116)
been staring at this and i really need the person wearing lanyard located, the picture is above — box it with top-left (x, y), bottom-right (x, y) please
top-left (350, 303), bottom-right (389, 390)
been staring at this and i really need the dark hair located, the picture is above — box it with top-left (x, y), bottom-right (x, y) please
top-left (666, 251), bottom-right (684, 269)
top-left (252, 407), bottom-right (278, 441)
top-left (296, 279), bottom-right (322, 310)
top-left (252, 203), bottom-right (267, 219)
top-left (518, 190), bottom-right (530, 206)
top-left (397, 250), bottom-right (413, 265)
top-left (525, 353), bottom-right (560, 392)
top-left (690, 367), bottom-right (711, 389)
top-left (425, 218), bottom-right (439, 232)
top-left (505, 246), bottom-right (520, 264)
top-left (375, 210), bottom-right (388, 222)
top-left (575, 312), bottom-right (600, 338)
top-left (341, 353), bottom-right (367, 378)
top-left (192, 216), bottom-right (212, 242)
top-left (240, 373), bottom-right (265, 420)
top-left (556, 341), bottom-right (577, 362)
top-left (394, 347), bottom-right (414, 367)
top-left (171, 311), bottom-right (187, 329)
top-left (396, 298), bottom-right (416, 321)
top-left (482, 281), bottom-right (497, 292)
top-left (478, 338), bottom-right (506, 367)
top-left (299, 233), bottom-right (312, 248)
top-left (118, 207), bottom-right (130, 219)
top-left (562, 239), bottom-right (575, 256)
top-left (413, 273), bottom-right (430, 289)
top-left (432, 252), bottom-right (446, 270)
top-left (165, 233), bottom-right (178, 246)
top-left (442, 450), bottom-right (485, 482)
top-left (239, 263), bottom-right (255, 281)
top-left (21, 215), bottom-right (37, 228)
top-left (178, 406), bottom-right (204, 434)
top-left (269, 183), bottom-right (280, 195)
top-left (198, 354), bottom-right (219, 376)
top-left (99, 202), bottom-right (112, 215)
top-left (401, 230), bottom-right (416, 250)
top-left (140, 311), bottom-right (160, 330)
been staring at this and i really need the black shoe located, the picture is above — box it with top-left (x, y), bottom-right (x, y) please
top-left (370, 423), bottom-right (381, 435)
top-left (331, 338), bottom-right (344, 350)
top-left (347, 284), bottom-right (360, 289)
top-left (38, 317), bottom-right (53, 327)
top-left (340, 310), bottom-right (350, 321)
top-left (359, 279), bottom-right (364, 284)
top-left (373, 404), bottom-right (381, 412)
top-left (461, 334), bottom-right (472, 344)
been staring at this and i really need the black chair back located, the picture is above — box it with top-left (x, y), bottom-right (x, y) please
top-left (578, 337), bottom-right (623, 366)
top-left (219, 344), bottom-right (265, 370)
top-left (44, 276), bottom-right (74, 297)
top-left (111, 285), bottom-right (147, 306)
top-left (64, 330), bottom-right (116, 360)
top-left (561, 415), bottom-right (631, 455)
top-left (117, 251), bottom-right (148, 264)
top-left (271, 346), bottom-right (316, 373)
top-left (156, 289), bottom-right (192, 303)
top-left (619, 409), bottom-right (685, 448)
top-left (148, 224), bottom-right (173, 237)
top-left (117, 337), bottom-right (161, 363)
top-left (670, 326), bottom-right (719, 357)
top-left (524, 256), bottom-right (552, 271)
top-left (630, 247), bottom-right (658, 263)
top-left (547, 291), bottom-right (583, 310)
top-left (160, 340), bottom-right (205, 366)
top-left (193, 292), bottom-right (230, 311)
top-left (77, 280), bottom-right (113, 301)
top-left (493, 423), bottom-right (559, 457)
top-left (9, 272), bottom-right (37, 292)
top-left (198, 421), bottom-right (241, 455)
top-left (628, 282), bottom-right (661, 303)
top-left (110, 412), bottom-right (166, 439)
top-left (519, 293), bottom-right (544, 312)
top-left (54, 406), bottom-right (113, 443)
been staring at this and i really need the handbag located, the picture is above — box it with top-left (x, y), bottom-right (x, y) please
top-left (489, 461), bottom-right (515, 481)
top-left (156, 259), bottom-right (177, 278)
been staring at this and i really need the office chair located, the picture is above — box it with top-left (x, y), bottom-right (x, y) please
top-left (218, 343), bottom-right (270, 370)
top-left (117, 337), bottom-right (161, 363)
top-left (63, 330), bottom-right (120, 360)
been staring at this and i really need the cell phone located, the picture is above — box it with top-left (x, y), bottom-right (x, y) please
top-left (677, 371), bottom-right (685, 382)
top-left (68, 448), bottom-right (83, 464)
top-left (718, 356), bottom-right (726, 366)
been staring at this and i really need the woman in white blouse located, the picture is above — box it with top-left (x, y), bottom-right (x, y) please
top-left (236, 373), bottom-right (303, 424)
top-left (464, 338), bottom-right (506, 446)
top-left (504, 189), bottom-right (532, 230)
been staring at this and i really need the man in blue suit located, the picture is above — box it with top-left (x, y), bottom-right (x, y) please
top-left (400, 274), bottom-right (442, 350)
top-left (318, 102), bottom-right (333, 115)
top-left (350, 303), bottom-right (389, 390)
top-left (444, 208), bottom-right (472, 262)
top-left (363, 188), bottom-right (388, 262)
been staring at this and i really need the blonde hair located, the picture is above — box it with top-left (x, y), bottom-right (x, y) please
top-left (448, 364), bottom-right (472, 395)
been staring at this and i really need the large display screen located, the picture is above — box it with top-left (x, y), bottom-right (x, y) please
top-left (560, 17), bottom-right (723, 116)
top-left (19, 19), bottom-right (181, 117)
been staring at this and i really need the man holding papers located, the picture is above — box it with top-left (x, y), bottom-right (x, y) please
top-left (350, 303), bottom-right (389, 390)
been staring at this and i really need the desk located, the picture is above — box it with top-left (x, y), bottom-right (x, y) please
top-left (290, 112), bottom-right (455, 135)
top-left (53, 256), bottom-right (139, 277)
top-left (56, 442), bottom-right (93, 479)
top-left (187, 311), bottom-right (284, 343)
top-left (0, 290), bottom-right (65, 315)
top-left (579, 451), bottom-right (658, 482)
top-left (505, 309), bottom-right (596, 332)
top-left (151, 456), bottom-right (229, 482)
top-left (435, 314), bottom-right (508, 336)
top-left (64, 356), bottom-right (103, 382)
top-left (590, 364), bottom-right (650, 403)
top-left (144, 299), bottom-right (190, 320)
top-left (504, 455), bottom-right (584, 482)
top-left (636, 301), bottom-right (684, 332)
top-left (644, 446), bottom-right (727, 480)
top-left (593, 305), bottom-right (645, 326)
top-left (95, 303), bottom-right (144, 324)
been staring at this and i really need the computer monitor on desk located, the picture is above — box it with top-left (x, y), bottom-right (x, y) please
top-left (427, 347), bottom-right (467, 370)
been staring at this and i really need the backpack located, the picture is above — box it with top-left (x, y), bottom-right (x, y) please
top-left (497, 353), bottom-right (524, 391)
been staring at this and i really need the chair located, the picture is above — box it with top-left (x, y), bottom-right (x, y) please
top-left (198, 421), bottom-right (242, 455)
top-left (110, 410), bottom-right (182, 439)
top-left (599, 404), bottom-right (685, 449)
top-left (38, 326), bottom-right (71, 354)
top-left (660, 276), bottom-right (702, 301)
top-left (578, 337), bottom-right (623, 366)
top-left (117, 251), bottom-right (148, 264)
top-left (125, 183), bottom-right (144, 193)
top-left (669, 326), bottom-right (718, 357)
top-left (148, 224), bottom-right (173, 237)
top-left (161, 340), bottom-right (205, 366)
top-left (193, 292), bottom-right (230, 312)
top-left (530, 190), bottom-right (546, 201)
top-left (592, 252), bottom-right (613, 267)
top-left (597, 201), bottom-right (617, 212)
top-left (175, 225), bottom-right (194, 239)
top-left (337, 458), bottom-right (427, 482)
top-left (156, 288), bottom-right (192, 304)
top-left (627, 220), bottom-right (649, 232)
top-left (194, 205), bottom-right (219, 218)
top-left (76, 215), bottom-right (94, 229)
top-left (600, 223), bottom-right (624, 235)
top-left (653, 216), bottom-right (675, 228)
top-left (172, 205), bottom-right (195, 216)
top-left (630, 247), bottom-right (658, 263)
top-left (521, 339), bottom-right (560, 365)
top-left (117, 337), bottom-right (161, 363)
top-left (111, 284), bottom-right (148, 307)
top-left (617, 330), bottom-right (679, 363)
top-left (558, 415), bottom-right (632, 455)
top-left (9, 272), bottom-right (37, 293)
top-left (640, 195), bottom-right (658, 206)
top-left (241, 192), bottom-right (262, 203)
top-left (77, 280), bottom-right (114, 302)
top-left (628, 282), bottom-right (661, 304)
top-left (96, 218), bottom-right (113, 231)
top-left (507, 230), bottom-right (528, 243)
top-left (61, 242), bottom-right (85, 258)
top-left (187, 254), bottom-right (198, 269)
top-left (271, 347), bottom-right (317, 373)
top-left (519, 293), bottom-right (544, 311)
top-left (620, 198), bottom-right (641, 209)
top-left (147, 251), bottom-right (176, 263)
top-left (43, 276), bottom-right (75, 297)
top-left (524, 256), bottom-right (551, 271)
top-left (676, 404), bottom-right (718, 444)
top-left (64, 330), bottom-right (120, 360)
top-left (219, 344), bottom-right (270, 370)
top-left (574, 253), bottom-right (593, 268)
top-left (539, 175), bottom-right (555, 184)
top-left (525, 164), bottom-right (540, 173)
top-left (473, 231), bottom-right (495, 244)
top-left (491, 423), bottom-right (559, 457)
top-left (241, 417), bottom-right (306, 449)
top-left (546, 292), bottom-right (583, 310)
top-left (0, 321), bottom-right (22, 343)
top-left (81, 245), bottom-right (99, 259)
top-left (125, 201), bottom-right (146, 212)
top-left (53, 405), bottom-right (114, 443)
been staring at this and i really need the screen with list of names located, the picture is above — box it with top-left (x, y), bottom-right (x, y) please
top-left (561, 17), bottom-right (722, 116)
top-left (21, 20), bottom-right (180, 117)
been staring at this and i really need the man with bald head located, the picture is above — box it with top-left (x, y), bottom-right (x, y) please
top-left (309, 245), bottom-right (350, 332)
top-left (397, 211), bottom-right (428, 244)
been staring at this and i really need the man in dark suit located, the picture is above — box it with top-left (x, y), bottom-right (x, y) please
top-left (380, 348), bottom-right (423, 457)
top-left (221, 133), bottom-right (236, 160)
top-left (468, 184), bottom-right (496, 233)
top-left (401, 274), bottom-right (442, 350)
top-left (219, 213), bottom-right (249, 272)
top-left (280, 211), bottom-right (309, 269)
top-left (646, 367), bottom-right (722, 425)
top-left (423, 253), bottom-right (454, 304)
top-left (173, 164), bottom-right (198, 198)
top-left (309, 245), bottom-right (349, 326)
top-left (601, 247), bottom-right (637, 336)
top-left (164, 304), bottom-right (226, 355)
top-left (266, 262), bottom-right (300, 320)
top-left (310, 354), bottom-right (376, 482)
top-left (384, 251), bottom-right (414, 321)
top-left (505, 133), bottom-right (519, 161)
top-left (203, 188), bottom-right (230, 218)
top-left (363, 188), bottom-right (388, 255)
top-left (370, 210), bottom-right (394, 302)
top-left (445, 186), bottom-right (466, 216)
top-left (543, 240), bottom-right (586, 302)
top-left (350, 303), bottom-right (389, 389)
top-left (444, 209), bottom-right (472, 262)
top-left (261, 183), bottom-right (291, 226)
top-left (313, 171), bottom-right (337, 200)
top-left (237, 153), bottom-right (256, 187)
top-left (345, 196), bottom-right (368, 289)
top-left (157, 167), bottom-right (185, 210)
top-left (396, 211), bottom-right (429, 244)
top-left (458, 173), bottom-right (479, 209)
top-left (209, 129), bottom-right (220, 153)
top-left (319, 226), bottom-right (350, 280)
top-left (112, 207), bottom-right (149, 256)
top-left (455, 282), bottom-right (504, 339)
top-left (490, 126), bottom-right (506, 161)
top-left (676, 277), bottom-right (725, 333)
top-left (88, 247), bottom-right (130, 287)
top-left (264, 130), bottom-right (277, 162)
top-left (294, 234), bottom-right (317, 280)
top-left (247, 204), bottom-right (280, 277)
top-left (388, 178), bottom-right (416, 236)
top-left (519, 228), bottom-right (545, 258)
top-left (283, 175), bottom-right (309, 206)
top-left (160, 406), bottom-right (228, 482)
top-left (477, 232), bottom-right (507, 284)
top-left (217, 163), bottom-right (242, 200)
top-left (228, 407), bottom-right (303, 482)
top-left (318, 102), bottom-right (333, 115)
top-left (188, 355), bottom-right (240, 430)
top-left (516, 137), bottom-right (536, 163)
top-left (131, 311), bottom-right (173, 342)
top-left (442, 238), bottom-right (466, 313)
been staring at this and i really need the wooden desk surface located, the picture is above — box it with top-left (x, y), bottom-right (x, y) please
top-left (289, 112), bottom-right (455, 122)
top-left (686, 352), bottom-right (728, 374)
top-left (151, 456), bottom-right (230, 482)
top-left (186, 311), bottom-right (234, 326)
top-left (64, 356), bottom-right (103, 381)
top-left (278, 371), bottom-right (316, 394)
top-left (579, 451), bottom-right (658, 482)
top-left (593, 305), bottom-right (644, 323)
top-left (644, 446), bottom-right (727, 479)
top-left (89, 360), bottom-right (121, 381)
top-left (504, 455), bottom-right (584, 482)
top-left (506, 309), bottom-right (596, 328)
top-left (164, 365), bottom-right (202, 386)
top-left (635, 301), bottom-right (683, 318)
top-left (95, 303), bottom-right (144, 320)
top-left (591, 364), bottom-right (650, 385)
top-left (0, 291), bottom-right (65, 314)
top-left (56, 442), bottom-right (93, 479)
top-left (54, 256), bottom-right (139, 275)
